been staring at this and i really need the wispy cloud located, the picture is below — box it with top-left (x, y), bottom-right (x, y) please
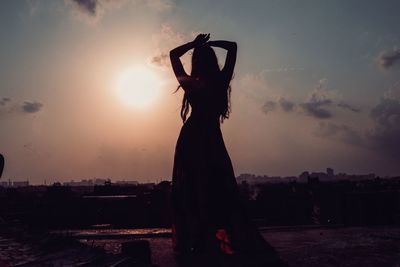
top-left (367, 90), bottom-right (400, 157)
top-left (262, 100), bottom-right (277, 114)
top-left (315, 86), bottom-right (400, 158)
top-left (146, 0), bottom-right (174, 12)
top-left (300, 100), bottom-right (333, 119)
top-left (261, 79), bottom-right (360, 119)
top-left (262, 97), bottom-right (295, 114)
top-left (300, 79), bottom-right (336, 119)
top-left (336, 102), bottom-right (361, 113)
top-left (69, 0), bottom-right (98, 16)
top-left (378, 48), bottom-right (400, 69)
top-left (278, 97), bottom-right (295, 112)
top-left (314, 122), bottom-right (364, 147)
top-left (21, 101), bottom-right (43, 113)
top-left (149, 52), bottom-right (170, 69)
top-left (149, 24), bottom-right (188, 70)
top-left (0, 98), bottom-right (44, 116)
top-left (65, 0), bottom-right (175, 23)
top-left (65, 0), bottom-right (126, 23)
top-left (0, 97), bottom-right (11, 106)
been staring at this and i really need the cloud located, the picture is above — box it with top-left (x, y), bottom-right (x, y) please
top-left (150, 52), bottom-right (170, 68)
top-left (149, 24), bottom-right (188, 70)
top-left (336, 102), bottom-right (361, 113)
top-left (0, 97), bottom-right (11, 106)
top-left (68, 0), bottom-right (98, 16)
top-left (65, 0), bottom-right (106, 24)
top-left (384, 81), bottom-right (400, 99)
top-left (378, 48), bottom-right (400, 69)
top-left (65, 0), bottom-right (174, 23)
top-left (262, 101), bottom-right (277, 114)
top-left (261, 79), bottom-right (359, 119)
top-left (299, 79), bottom-right (335, 119)
top-left (314, 122), bottom-right (364, 147)
top-left (315, 87), bottom-right (400, 158)
top-left (278, 97), bottom-right (295, 112)
top-left (262, 97), bottom-right (294, 114)
top-left (367, 95), bottom-right (400, 157)
top-left (300, 99), bottom-right (333, 119)
top-left (1, 99), bottom-right (44, 117)
top-left (156, 24), bottom-right (186, 46)
top-left (146, 0), bottom-right (174, 11)
top-left (21, 101), bottom-right (43, 113)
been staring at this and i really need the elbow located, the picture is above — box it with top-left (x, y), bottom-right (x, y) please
top-left (230, 42), bottom-right (237, 54)
top-left (229, 42), bottom-right (237, 52)
top-left (169, 49), bottom-right (177, 60)
top-left (232, 42), bottom-right (237, 50)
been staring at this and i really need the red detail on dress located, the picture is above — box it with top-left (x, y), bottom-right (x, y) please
top-left (216, 229), bottom-right (234, 255)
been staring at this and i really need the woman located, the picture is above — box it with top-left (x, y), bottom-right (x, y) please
top-left (170, 34), bottom-right (286, 266)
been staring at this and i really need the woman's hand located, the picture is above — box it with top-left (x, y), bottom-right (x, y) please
top-left (192, 33), bottom-right (210, 47)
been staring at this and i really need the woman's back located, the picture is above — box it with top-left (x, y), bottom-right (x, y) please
top-left (184, 78), bottom-right (227, 121)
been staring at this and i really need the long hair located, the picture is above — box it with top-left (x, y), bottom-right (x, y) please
top-left (178, 45), bottom-right (232, 123)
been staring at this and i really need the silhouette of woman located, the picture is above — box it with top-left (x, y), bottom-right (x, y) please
top-left (170, 34), bottom-right (287, 266)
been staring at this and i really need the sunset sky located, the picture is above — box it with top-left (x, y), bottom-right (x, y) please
top-left (1, 0), bottom-right (400, 184)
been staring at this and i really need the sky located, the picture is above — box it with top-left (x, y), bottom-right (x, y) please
top-left (1, 0), bottom-right (400, 184)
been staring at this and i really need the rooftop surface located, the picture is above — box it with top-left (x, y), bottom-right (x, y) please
top-left (1, 226), bottom-right (399, 266)
top-left (79, 226), bottom-right (400, 267)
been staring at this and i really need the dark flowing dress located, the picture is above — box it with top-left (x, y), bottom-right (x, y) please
top-left (171, 81), bottom-right (287, 266)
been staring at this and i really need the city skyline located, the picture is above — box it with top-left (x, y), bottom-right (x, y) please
top-left (1, 166), bottom-right (394, 186)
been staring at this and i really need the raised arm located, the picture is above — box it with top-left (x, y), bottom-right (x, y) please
top-left (207, 40), bottom-right (237, 83)
top-left (170, 34), bottom-right (210, 88)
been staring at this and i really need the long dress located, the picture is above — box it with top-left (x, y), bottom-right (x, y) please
top-left (171, 81), bottom-right (287, 267)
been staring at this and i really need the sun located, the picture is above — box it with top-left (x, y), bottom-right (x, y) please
top-left (116, 66), bottom-right (161, 109)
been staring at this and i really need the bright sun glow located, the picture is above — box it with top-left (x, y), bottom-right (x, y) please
top-left (116, 66), bottom-right (161, 109)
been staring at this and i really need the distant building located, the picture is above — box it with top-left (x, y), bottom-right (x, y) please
top-left (236, 173), bottom-right (288, 184)
top-left (115, 180), bottom-right (139, 186)
top-left (94, 178), bottom-right (110, 186)
top-left (141, 183), bottom-right (156, 189)
top-left (13, 181), bottom-right (29, 187)
top-left (236, 173), bottom-right (256, 184)
top-left (299, 171), bottom-right (310, 182)
top-left (310, 172), bottom-right (328, 181)
top-left (327, 168), bottom-right (334, 177)
top-left (63, 179), bottom-right (93, 186)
